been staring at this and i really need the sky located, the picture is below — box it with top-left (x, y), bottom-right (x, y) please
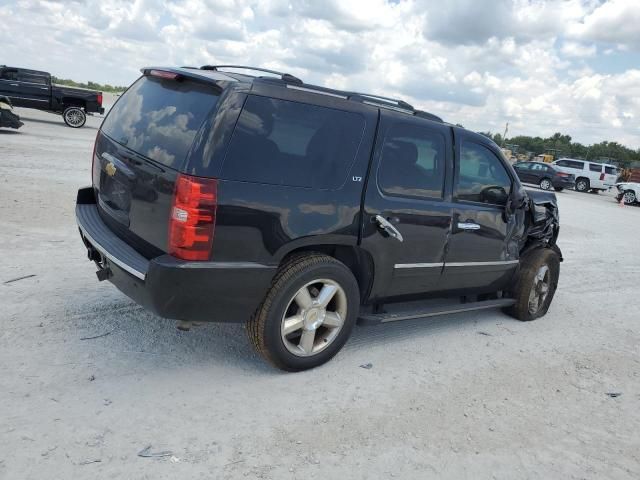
top-left (1, 0), bottom-right (639, 148)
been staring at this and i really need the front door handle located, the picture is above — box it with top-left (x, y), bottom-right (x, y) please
top-left (375, 215), bottom-right (404, 242)
top-left (457, 221), bottom-right (481, 231)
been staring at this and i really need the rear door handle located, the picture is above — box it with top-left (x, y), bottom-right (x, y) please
top-left (375, 215), bottom-right (404, 242)
top-left (457, 222), bottom-right (481, 231)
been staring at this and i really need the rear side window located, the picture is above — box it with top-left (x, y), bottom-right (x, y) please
top-left (457, 142), bottom-right (511, 206)
top-left (18, 72), bottom-right (48, 85)
top-left (377, 122), bottom-right (445, 199)
top-left (589, 163), bottom-right (602, 172)
top-left (605, 166), bottom-right (616, 175)
top-left (222, 96), bottom-right (365, 189)
top-left (101, 76), bottom-right (219, 169)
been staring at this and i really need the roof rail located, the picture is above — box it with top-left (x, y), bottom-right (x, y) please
top-left (348, 92), bottom-right (415, 112)
top-left (414, 110), bottom-right (444, 123)
top-left (200, 65), bottom-right (303, 85)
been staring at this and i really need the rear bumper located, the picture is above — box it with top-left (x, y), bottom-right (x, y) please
top-left (75, 187), bottom-right (276, 323)
top-left (552, 177), bottom-right (575, 189)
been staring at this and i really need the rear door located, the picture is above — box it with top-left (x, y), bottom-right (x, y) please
top-left (13, 70), bottom-right (51, 108)
top-left (439, 132), bottom-right (518, 292)
top-left (513, 162), bottom-right (533, 183)
top-left (361, 111), bottom-right (453, 299)
top-left (94, 72), bottom-right (221, 256)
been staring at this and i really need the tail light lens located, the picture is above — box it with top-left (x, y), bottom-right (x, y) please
top-left (557, 172), bottom-right (568, 177)
top-left (97, 93), bottom-right (103, 106)
top-left (169, 174), bottom-right (218, 261)
top-left (600, 173), bottom-right (605, 181)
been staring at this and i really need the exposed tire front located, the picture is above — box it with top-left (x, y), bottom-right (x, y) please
top-left (539, 178), bottom-right (552, 190)
top-left (63, 106), bottom-right (86, 128)
top-left (575, 178), bottom-right (589, 192)
top-left (505, 248), bottom-right (560, 322)
top-left (247, 253), bottom-right (359, 371)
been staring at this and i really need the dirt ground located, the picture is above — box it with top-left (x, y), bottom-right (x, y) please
top-left (1, 106), bottom-right (639, 480)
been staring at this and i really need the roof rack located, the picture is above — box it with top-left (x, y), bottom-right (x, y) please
top-left (200, 65), bottom-right (303, 85)
top-left (348, 92), bottom-right (415, 112)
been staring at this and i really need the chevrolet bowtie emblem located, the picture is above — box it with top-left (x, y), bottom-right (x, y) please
top-left (105, 161), bottom-right (117, 177)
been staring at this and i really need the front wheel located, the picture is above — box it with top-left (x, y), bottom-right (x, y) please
top-left (622, 190), bottom-right (637, 204)
top-left (505, 248), bottom-right (560, 321)
top-left (247, 253), bottom-right (359, 371)
top-left (62, 106), bottom-right (86, 128)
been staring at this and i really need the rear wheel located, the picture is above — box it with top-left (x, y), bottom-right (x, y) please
top-left (505, 248), bottom-right (560, 321)
top-left (575, 178), bottom-right (589, 192)
top-left (63, 106), bottom-right (86, 128)
top-left (247, 253), bottom-right (359, 371)
top-left (539, 178), bottom-right (552, 190)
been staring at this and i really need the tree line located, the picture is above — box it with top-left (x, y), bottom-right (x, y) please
top-left (478, 131), bottom-right (640, 167)
top-left (51, 77), bottom-right (127, 93)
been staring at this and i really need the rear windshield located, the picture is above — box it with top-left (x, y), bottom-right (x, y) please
top-left (221, 95), bottom-right (365, 189)
top-left (101, 76), bottom-right (219, 169)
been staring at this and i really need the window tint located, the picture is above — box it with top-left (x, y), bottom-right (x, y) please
top-left (377, 123), bottom-right (445, 199)
top-left (531, 163), bottom-right (548, 172)
top-left (514, 162), bottom-right (530, 171)
top-left (457, 142), bottom-right (511, 206)
top-left (18, 73), bottom-right (48, 85)
top-left (605, 166), bottom-right (616, 175)
top-left (589, 163), bottom-right (602, 172)
top-left (101, 76), bottom-right (219, 169)
top-left (222, 95), bottom-right (365, 189)
top-left (561, 159), bottom-right (584, 169)
top-left (0, 70), bottom-right (18, 81)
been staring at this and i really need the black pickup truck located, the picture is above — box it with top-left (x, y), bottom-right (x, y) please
top-left (0, 66), bottom-right (104, 128)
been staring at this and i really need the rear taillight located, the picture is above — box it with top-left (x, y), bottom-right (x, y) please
top-left (168, 174), bottom-right (218, 261)
top-left (600, 173), bottom-right (605, 181)
top-left (557, 172), bottom-right (568, 177)
top-left (97, 93), bottom-right (103, 106)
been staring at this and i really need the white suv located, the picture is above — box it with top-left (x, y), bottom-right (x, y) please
top-left (552, 158), bottom-right (618, 192)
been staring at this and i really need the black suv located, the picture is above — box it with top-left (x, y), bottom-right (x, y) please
top-left (76, 65), bottom-right (562, 371)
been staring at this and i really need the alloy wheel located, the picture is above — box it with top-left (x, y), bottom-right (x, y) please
top-left (540, 179), bottom-right (552, 190)
top-left (528, 265), bottom-right (550, 314)
top-left (280, 279), bottom-right (347, 357)
top-left (576, 179), bottom-right (588, 192)
top-left (623, 191), bottom-right (636, 204)
top-left (64, 108), bottom-right (84, 127)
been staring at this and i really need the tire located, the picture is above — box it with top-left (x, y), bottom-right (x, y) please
top-left (539, 178), bottom-right (552, 190)
top-left (623, 190), bottom-right (637, 205)
top-left (247, 253), bottom-right (359, 371)
top-left (62, 106), bottom-right (86, 128)
top-left (504, 248), bottom-right (560, 322)
top-left (554, 187), bottom-right (564, 192)
top-left (575, 178), bottom-right (589, 192)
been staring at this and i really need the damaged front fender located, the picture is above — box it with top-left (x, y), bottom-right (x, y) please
top-left (522, 189), bottom-right (562, 259)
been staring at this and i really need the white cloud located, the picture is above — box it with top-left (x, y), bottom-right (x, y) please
top-left (0, 0), bottom-right (639, 148)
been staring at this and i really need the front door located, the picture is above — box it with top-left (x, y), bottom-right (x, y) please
top-left (440, 133), bottom-right (519, 293)
top-left (361, 112), bottom-right (453, 300)
top-left (14, 71), bottom-right (51, 109)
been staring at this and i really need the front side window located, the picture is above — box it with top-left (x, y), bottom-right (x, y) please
top-left (222, 95), bottom-right (365, 189)
top-left (457, 142), bottom-right (511, 206)
top-left (377, 123), bottom-right (446, 199)
top-left (0, 70), bottom-right (18, 81)
top-left (515, 162), bottom-right (531, 171)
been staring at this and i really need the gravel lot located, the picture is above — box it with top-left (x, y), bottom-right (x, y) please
top-left (1, 107), bottom-right (639, 480)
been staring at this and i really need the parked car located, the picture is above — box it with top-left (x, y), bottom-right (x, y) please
top-left (513, 161), bottom-right (575, 191)
top-left (0, 65), bottom-right (104, 127)
top-left (0, 95), bottom-right (23, 129)
top-left (75, 65), bottom-right (563, 371)
top-left (552, 158), bottom-right (617, 192)
top-left (616, 182), bottom-right (640, 205)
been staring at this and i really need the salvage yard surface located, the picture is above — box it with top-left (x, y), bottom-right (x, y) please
top-left (1, 108), bottom-right (639, 479)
